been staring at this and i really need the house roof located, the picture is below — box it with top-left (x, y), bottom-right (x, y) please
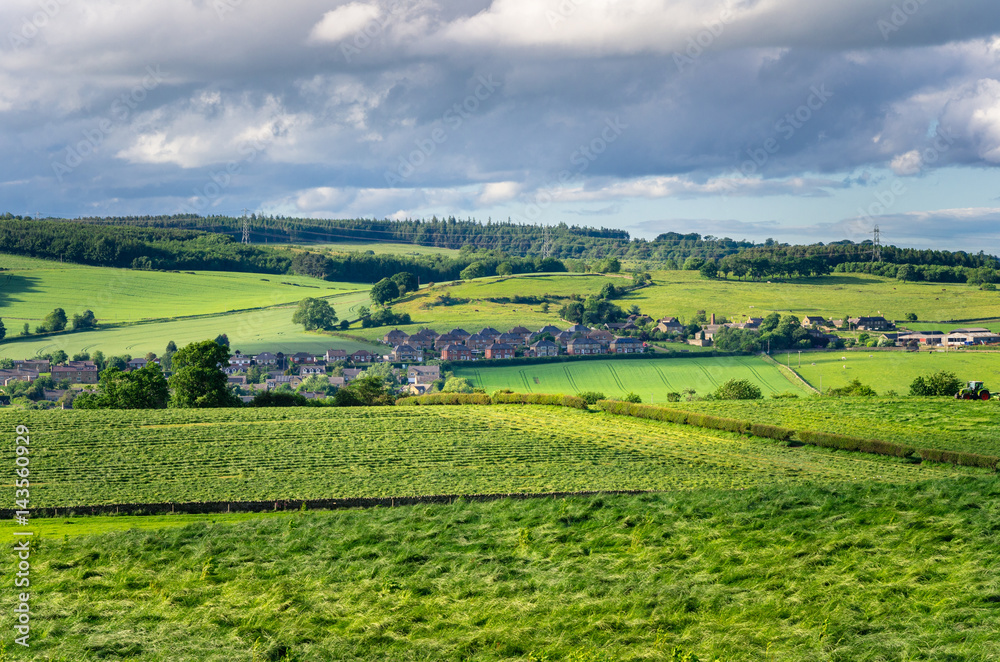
top-left (486, 342), bottom-right (514, 350)
top-left (480, 327), bottom-right (501, 336)
top-left (538, 325), bottom-right (562, 334)
top-left (449, 328), bottom-right (470, 337)
top-left (611, 336), bottom-right (642, 344)
top-left (566, 324), bottom-right (590, 333)
top-left (440, 344), bottom-right (469, 352)
top-left (509, 326), bottom-right (531, 334)
top-left (530, 340), bottom-right (558, 348)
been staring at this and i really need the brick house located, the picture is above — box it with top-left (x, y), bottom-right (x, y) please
top-left (566, 338), bottom-right (602, 355)
top-left (440, 344), bottom-right (472, 361)
top-left (479, 327), bottom-right (502, 343)
top-left (300, 365), bottom-right (326, 376)
top-left (465, 333), bottom-right (490, 351)
top-left (325, 349), bottom-right (347, 362)
top-left (254, 352), bottom-right (278, 366)
top-left (848, 316), bottom-right (895, 331)
top-left (126, 358), bottom-right (147, 371)
top-left (408, 365), bottom-right (441, 384)
top-left (52, 361), bottom-right (98, 384)
top-left (434, 333), bottom-right (460, 350)
top-left (449, 328), bottom-right (471, 342)
top-left (383, 329), bottom-right (409, 345)
top-left (528, 340), bottom-right (559, 357)
top-left (392, 344), bottom-right (423, 362)
top-left (509, 326), bottom-right (532, 340)
top-left (537, 325), bottom-right (562, 336)
top-left (290, 352), bottom-right (316, 365)
top-left (351, 350), bottom-right (376, 363)
top-left (610, 337), bottom-right (644, 354)
top-left (499, 332), bottom-right (524, 347)
top-left (229, 351), bottom-right (253, 368)
top-left (485, 342), bottom-right (515, 359)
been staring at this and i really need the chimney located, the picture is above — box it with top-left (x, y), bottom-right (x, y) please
top-left (710, 313), bottom-right (716, 325)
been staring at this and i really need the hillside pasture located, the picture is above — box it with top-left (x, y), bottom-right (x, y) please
top-left (0, 252), bottom-right (365, 324)
top-left (621, 270), bottom-right (1000, 323)
top-left (0, 289), bottom-right (379, 359)
top-left (457, 356), bottom-right (809, 399)
top-left (791, 349), bottom-right (1000, 394)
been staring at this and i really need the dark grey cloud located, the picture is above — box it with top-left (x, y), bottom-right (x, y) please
top-left (0, 0), bottom-right (997, 224)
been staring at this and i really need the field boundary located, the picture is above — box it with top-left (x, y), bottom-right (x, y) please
top-left (439, 349), bottom-right (748, 370)
top-left (760, 353), bottom-right (820, 394)
top-left (8, 490), bottom-right (654, 520)
top-left (595, 400), bottom-right (1000, 471)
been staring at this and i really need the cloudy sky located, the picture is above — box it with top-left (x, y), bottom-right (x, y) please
top-left (3, 0), bottom-right (1000, 249)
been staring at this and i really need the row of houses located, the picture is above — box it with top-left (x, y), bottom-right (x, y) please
top-left (382, 324), bottom-right (647, 362)
top-left (896, 328), bottom-right (1000, 347)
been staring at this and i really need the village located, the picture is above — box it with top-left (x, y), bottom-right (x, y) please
top-left (0, 313), bottom-right (997, 407)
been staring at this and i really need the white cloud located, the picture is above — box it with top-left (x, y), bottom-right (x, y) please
top-left (890, 150), bottom-right (923, 175)
top-left (478, 181), bottom-right (521, 205)
top-left (309, 3), bottom-right (382, 43)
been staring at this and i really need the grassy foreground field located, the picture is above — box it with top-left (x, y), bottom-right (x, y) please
top-left (3, 405), bottom-right (974, 508)
top-left (0, 253), bottom-right (364, 324)
top-left (0, 290), bottom-right (380, 358)
top-left (457, 356), bottom-right (807, 399)
top-left (6, 479), bottom-right (1000, 661)
top-left (791, 349), bottom-right (1000, 393)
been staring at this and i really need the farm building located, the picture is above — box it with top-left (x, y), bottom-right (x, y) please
top-left (52, 361), bottom-right (98, 384)
top-left (12, 359), bottom-right (50, 372)
top-left (946, 328), bottom-right (1000, 345)
top-left (848, 316), bottom-right (895, 331)
top-left (897, 331), bottom-right (945, 345)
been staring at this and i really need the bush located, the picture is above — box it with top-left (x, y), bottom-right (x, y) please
top-left (249, 391), bottom-right (309, 407)
top-left (396, 393), bottom-right (492, 406)
top-left (492, 392), bottom-right (589, 410)
top-left (577, 391), bottom-right (606, 405)
top-left (918, 448), bottom-right (999, 469)
top-left (714, 379), bottom-right (762, 400)
top-left (909, 370), bottom-right (961, 397)
top-left (666, 392), bottom-right (680, 402)
top-left (623, 392), bottom-right (642, 403)
top-left (827, 378), bottom-right (877, 397)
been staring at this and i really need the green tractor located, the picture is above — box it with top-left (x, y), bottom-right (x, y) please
top-left (956, 381), bottom-right (991, 400)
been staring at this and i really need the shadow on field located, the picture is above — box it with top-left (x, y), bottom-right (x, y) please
top-left (0, 273), bottom-right (41, 310)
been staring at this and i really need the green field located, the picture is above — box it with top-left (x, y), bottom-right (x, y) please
top-left (7, 480), bottom-right (1000, 661)
top-left (3, 405), bottom-right (973, 509)
top-left (622, 270), bottom-right (1000, 323)
top-left (653, 396), bottom-right (1000, 457)
top-left (363, 270), bottom-right (1000, 344)
top-left (0, 290), bottom-right (380, 359)
top-left (458, 356), bottom-right (808, 399)
top-left (0, 253), bottom-right (364, 324)
top-left (789, 349), bottom-right (1000, 394)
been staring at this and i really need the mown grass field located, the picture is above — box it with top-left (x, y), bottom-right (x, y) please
top-left (655, 396), bottom-right (1000, 458)
top-left (0, 289), bottom-right (380, 359)
top-left (2, 405), bottom-right (974, 509)
top-left (0, 253), bottom-right (364, 324)
top-left (457, 356), bottom-right (807, 399)
top-left (791, 349), bottom-right (1000, 394)
top-left (6, 479), bottom-right (1000, 661)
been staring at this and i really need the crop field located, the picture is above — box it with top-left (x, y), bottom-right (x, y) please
top-left (620, 270), bottom-right (1000, 323)
top-left (0, 405), bottom-right (973, 509)
top-left (665, 396), bottom-right (1000, 458)
top-left (789, 349), bottom-right (1000, 394)
top-left (457, 356), bottom-right (808, 399)
top-left (8, 478), bottom-right (1000, 661)
top-left (0, 252), bottom-right (365, 324)
top-left (0, 289), bottom-right (380, 359)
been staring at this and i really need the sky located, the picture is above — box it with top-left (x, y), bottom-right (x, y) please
top-left (2, 0), bottom-right (1000, 250)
